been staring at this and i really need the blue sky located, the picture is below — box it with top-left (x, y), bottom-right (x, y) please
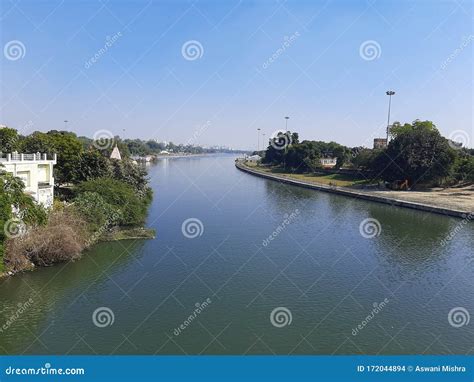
top-left (1, 0), bottom-right (472, 150)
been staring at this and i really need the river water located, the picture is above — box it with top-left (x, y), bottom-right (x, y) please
top-left (1, 155), bottom-right (473, 355)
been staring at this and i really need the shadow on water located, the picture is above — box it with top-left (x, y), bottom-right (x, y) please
top-left (0, 240), bottom-right (146, 354)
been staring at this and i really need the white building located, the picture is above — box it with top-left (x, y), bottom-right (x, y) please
top-left (320, 157), bottom-right (337, 168)
top-left (110, 145), bottom-right (122, 160)
top-left (246, 155), bottom-right (262, 163)
top-left (0, 152), bottom-right (57, 208)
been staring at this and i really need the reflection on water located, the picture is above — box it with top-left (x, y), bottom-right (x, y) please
top-left (0, 155), bottom-right (472, 355)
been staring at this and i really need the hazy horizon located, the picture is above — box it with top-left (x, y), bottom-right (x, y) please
top-left (1, 0), bottom-right (472, 150)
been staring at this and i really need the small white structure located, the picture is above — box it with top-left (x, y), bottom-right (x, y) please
top-left (110, 145), bottom-right (122, 160)
top-left (246, 155), bottom-right (262, 163)
top-left (320, 157), bottom-right (337, 168)
top-left (159, 150), bottom-right (170, 155)
top-left (0, 152), bottom-right (57, 208)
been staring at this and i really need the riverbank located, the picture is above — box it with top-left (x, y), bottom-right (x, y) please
top-left (0, 225), bottom-right (155, 279)
top-left (235, 161), bottom-right (473, 219)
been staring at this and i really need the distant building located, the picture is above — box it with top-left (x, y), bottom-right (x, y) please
top-left (0, 152), bottom-right (57, 208)
top-left (320, 157), bottom-right (337, 168)
top-left (373, 138), bottom-right (387, 149)
top-left (246, 155), bottom-right (262, 163)
top-left (110, 145), bottom-right (122, 160)
top-left (159, 150), bottom-right (170, 155)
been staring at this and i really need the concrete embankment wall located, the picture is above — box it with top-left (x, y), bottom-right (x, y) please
top-left (235, 161), bottom-right (469, 219)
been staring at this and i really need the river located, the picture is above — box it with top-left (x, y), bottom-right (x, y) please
top-left (0, 155), bottom-right (473, 355)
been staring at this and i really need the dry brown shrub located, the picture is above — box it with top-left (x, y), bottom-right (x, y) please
top-left (5, 208), bottom-right (90, 271)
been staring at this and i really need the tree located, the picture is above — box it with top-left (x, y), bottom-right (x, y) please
top-left (451, 152), bottom-right (474, 182)
top-left (284, 141), bottom-right (321, 171)
top-left (262, 131), bottom-right (297, 165)
top-left (372, 120), bottom-right (456, 187)
top-left (73, 150), bottom-right (111, 182)
top-left (21, 131), bottom-right (83, 185)
top-left (74, 191), bottom-right (118, 231)
top-left (109, 159), bottom-right (150, 197)
top-left (0, 127), bottom-right (20, 153)
top-left (75, 178), bottom-right (151, 226)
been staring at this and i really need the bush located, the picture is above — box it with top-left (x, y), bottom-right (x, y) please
top-left (4, 209), bottom-right (88, 270)
top-left (75, 178), bottom-right (151, 226)
top-left (74, 191), bottom-right (120, 231)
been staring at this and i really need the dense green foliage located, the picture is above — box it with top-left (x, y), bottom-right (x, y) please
top-left (0, 127), bottom-right (154, 274)
top-left (262, 121), bottom-right (473, 188)
top-left (74, 191), bottom-right (119, 232)
top-left (263, 131), bottom-right (349, 171)
top-left (370, 121), bottom-right (456, 186)
top-left (21, 131), bottom-right (83, 184)
top-left (75, 178), bottom-right (151, 227)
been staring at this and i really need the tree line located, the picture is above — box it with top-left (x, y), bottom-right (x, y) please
top-left (0, 127), bottom-right (153, 274)
top-left (261, 120), bottom-right (473, 188)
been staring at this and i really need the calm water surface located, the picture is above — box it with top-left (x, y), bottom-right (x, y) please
top-left (1, 155), bottom-right (473, 354)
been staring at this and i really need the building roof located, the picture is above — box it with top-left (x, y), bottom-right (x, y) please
top-left (110, 145), bottom-right (122, 160)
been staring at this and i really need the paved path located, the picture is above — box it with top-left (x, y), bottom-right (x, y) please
top-left (235, 161), bottom-right (473, 219)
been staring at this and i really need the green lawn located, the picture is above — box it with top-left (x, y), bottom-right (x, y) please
top-left (245, 164), bottom-right (368, 187)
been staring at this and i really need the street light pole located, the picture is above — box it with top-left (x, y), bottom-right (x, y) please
top-left (385, 91), bottom-right (395, 142)
top-left (64, 120), bottom-right (68, 129)
top-left (285, 116), bottom-right (289, 131)
top-left (257, 128), bottom-right (261, 152)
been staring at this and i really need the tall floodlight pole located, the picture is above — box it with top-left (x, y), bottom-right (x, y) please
top-left (283, 116), bottom-right (290, 168)
top-left (262, 133), bottom-right (266, 148)
top-left (385, 91), bottom-right (395, 142)
top-left (257, 128), bottom-right (261, 151)
top-left (64, 120), bottom-right (68, 129)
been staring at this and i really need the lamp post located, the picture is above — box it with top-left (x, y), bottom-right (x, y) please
top-left (284, 116), bottom-right (289, 131)
top-left (262, 133), bottom-right (266, 149)
top-left (257, 128), bottom-right (261, 152)
top-left (64, 120), bottom-right (68, 129)
top-left (385, 91), bottom-right (395, 142)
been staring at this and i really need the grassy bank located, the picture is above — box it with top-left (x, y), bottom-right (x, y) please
top-left (238, 161), bottom-right (473, 216)
top-left (245, 162), bottom-right (368, 187)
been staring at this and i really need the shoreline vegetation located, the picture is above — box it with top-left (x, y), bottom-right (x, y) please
top-left (239, 120), bottom-right (473, 218)
top-left (0, 129), bottom-right (154, 278)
